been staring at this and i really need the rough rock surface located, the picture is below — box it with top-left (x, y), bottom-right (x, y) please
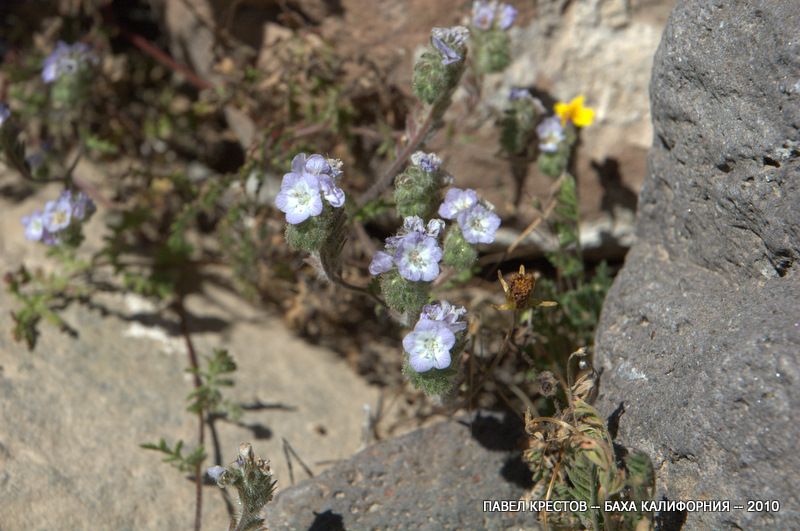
top-left (594, 1), bottom-right (800, 528)
top-left (0, 183), bottom-right (390, 529)
top-left (264, 411), bottom-right (539, 531)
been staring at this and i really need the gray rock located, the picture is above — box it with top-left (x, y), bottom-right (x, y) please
top-left (264, 411), bottom-right (539, 531)
top-left (0, 184), bottom-right (391, 529)
top-left (595, 1), bottom-right (800, 528)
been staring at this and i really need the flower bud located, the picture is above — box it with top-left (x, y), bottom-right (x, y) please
top-left (500, 91), bottom-right (546, 156)
top-left (442, 225), bottom-right (478, 269)
top-left (472, 30), bottom-right (511, 74)
top-left (412, 27), bottom-right (469, 105)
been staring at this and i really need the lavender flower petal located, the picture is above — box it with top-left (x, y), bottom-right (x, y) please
top-left (41, 41), bottom-right (96, 84)
top-left (43, 196), bottom-right (72, 232)
top-left (22, 211), bottom-right (45, 241)
top-left (319, 174), bottom-right (346, 208)
top-left (410, 151), bottom-right (442, 173)
top-left (403, 319), bottom-right (455, 372)
top-left (457, 204), bottom-right (501, 244)
top-left (438, 188), bottom-right (479, 219)
top-left (71, 191), bottom-right (96, 220)
top-left (290, 153), bottom-right (308, 174)
top-left (498, 4), bottom-right (518, 29)
top-left (0, 104), bottom-right (10, 127)
top-left (472, 1), bottom-right (495, 30)
top-left (536, 116), bottom-right (565, 153)
top-left (420, 301), bottom-right (467, 334)
top-left (275, 172), bottom-right (323, 225)
top-left (426, 218), bottom-right (445, 238)
top-left (395, 232), bottom-right (442, 282)
top-left (369, 251), bottom-right (395, 276)
top-left (430, 26), bottom-right (469, 66)
top-left (304, 154), bottom-right (331, 175)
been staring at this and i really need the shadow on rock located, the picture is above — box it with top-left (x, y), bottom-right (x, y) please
top-left (308, 509), bottom-right (346, 531)
top-left (500, 453), bottom-right (534, 490)
top-left (462, 410), bottom-right (524, 452)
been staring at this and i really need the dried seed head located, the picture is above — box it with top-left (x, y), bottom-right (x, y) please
top-left (537, 370), bottom-right (558, 398)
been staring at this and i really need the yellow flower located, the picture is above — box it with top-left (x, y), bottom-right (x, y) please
top-left (554, 96), bottom-right (595, 127)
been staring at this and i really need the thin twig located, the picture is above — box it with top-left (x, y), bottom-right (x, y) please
top-left (118, 28), bottom-right (214, 91)
top-left (507, 173), bottom-right (566, 255)
top-left (357, 107), bottom-right (436, 209)
top-left (176, 300), bottom-right (205, 531)
top-left (281, 437), bottom-right (314, 485)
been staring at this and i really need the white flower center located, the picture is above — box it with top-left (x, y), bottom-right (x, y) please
top-left (419, 333), bottom-right (443, 360)
top-left (405, 244), bottom-right (429, 269)
top-left (455, 198), bottom-right (472, 211)
top-left (290, 185), bottom-right (312, 206)
top-left (53, 209), bottom-right (69, 226)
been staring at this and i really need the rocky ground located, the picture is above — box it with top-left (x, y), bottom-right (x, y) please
top-left (0, 180), bottom-right (396, 528)
top-left (0, 1), bottom-right (684, 529)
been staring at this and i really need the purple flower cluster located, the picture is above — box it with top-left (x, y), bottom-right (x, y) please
top-left (471, 1), bottom-right (518, 31)
top-left (275, 153), bottom-right (345, 224)
top-left (410, 151), bottom-right (442, 173)
top-left (403, 301), bottom-right (467, 372)
top-left (369, 216), bottom-right (445, 282)
top-left (22, 190), bottom-right (95, 245)
top-left (536, 116), bottom-right (565, 153)
top-left (42, 41), bottom-right (98, 84)
top-left (438, 188), bottom-right (501, 244)
top-left (431, 26), bottom-right (470, 66)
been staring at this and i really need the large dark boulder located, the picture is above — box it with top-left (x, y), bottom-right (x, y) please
top-left (595, 1), bottom-right (799, 528)
top-left (264, 411), bottom-right (539, 530)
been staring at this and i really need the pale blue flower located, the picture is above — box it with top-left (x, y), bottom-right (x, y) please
top-left (370, 216), bottom-right (444, 280)
top-left (438, 188), bottom-right (478, 219)
top-left (275, 172), bottom-right (323, 225)
top-left (498, 4), bottom-right (518, 29)
top-left (472, 1), bottom-right (496, 30)
top-left (472, 2), bottom-right (516, 31)
top-left (21, 190), bottom-right (95, 245)
top-left (395, 231), bottom-right (442, 282)
top-left (22, 211), bottom-right (45, 241)
top-left (276, 153), bottom-right (345, 224)
top-left (509, 88), bottom-right (530, 100)
top-left (536, 116), bottom-right (565, 153)
top-left (42, 41), bottom-right (97, 84)
top-left (403, 319), bottom-right (455, 372)
top-left (457, 204), bottom-right (501, 244)
top-left (43, 195), bottom-right (72, 232)
top-left (410, 151), bottom-right (442, 173)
